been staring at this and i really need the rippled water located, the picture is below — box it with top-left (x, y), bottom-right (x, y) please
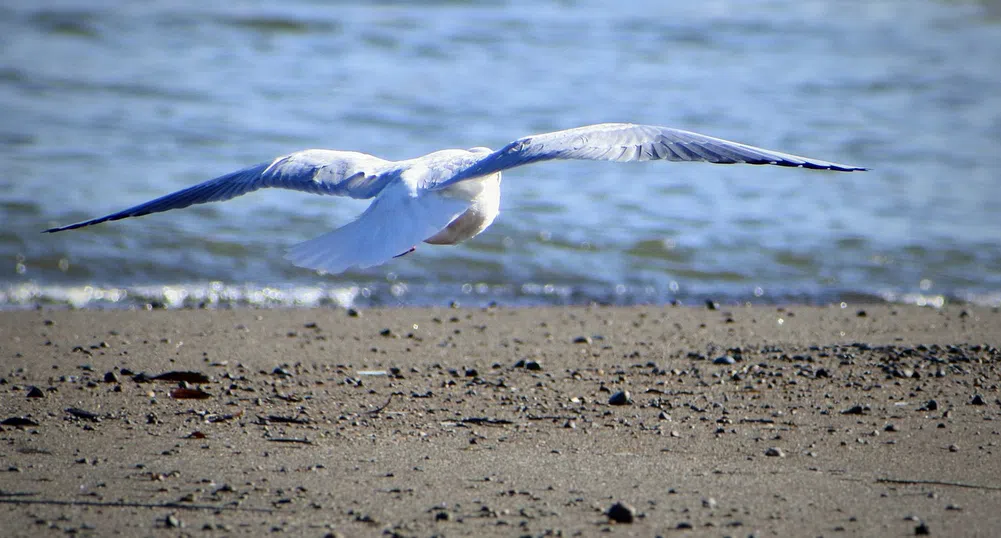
top-left (3, 0), bottom-right (1000, 309)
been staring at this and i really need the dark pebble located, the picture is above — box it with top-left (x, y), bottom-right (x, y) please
top-left (26, 386), bottom-right (44, 398)
top-left (915, 522), bottom-right (930, 535)
top-left (2, 417), bottom-right (39, 427)
top-left (104, 371), bottom-right (120, 383)
top-left (346, 308), bottom-right (361, 317)
top-left (764, 447), bottom-right (786, 457)
top-left (970, 394), bottom-right (986, 406)
top-left (713, 356), bottom-right (736, 365)
top-left (841, 404), bottom-right (869, 415)
top-left (606, 501), bottom-right (636, 523)
top-left (525, 360), bottom-right (542, 371)
top-left (573, 336), bottom-right (592, 345)
top-left (609, 390), bottom-right (633, 406)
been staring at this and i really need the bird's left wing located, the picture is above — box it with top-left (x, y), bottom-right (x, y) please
top-left (433, 123), bottom-right (866, 189)
top-left (44, 150), bottom-right (395, 233)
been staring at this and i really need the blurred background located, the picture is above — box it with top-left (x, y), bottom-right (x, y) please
top-left (2, 0), bottom-right (1000, 309)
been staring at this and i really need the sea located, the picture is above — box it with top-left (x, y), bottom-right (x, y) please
top-left (2, 0), bottom-right (1000, 309)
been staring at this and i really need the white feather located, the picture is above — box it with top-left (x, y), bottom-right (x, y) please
top-left (283, 178), bottom-right (470, 273)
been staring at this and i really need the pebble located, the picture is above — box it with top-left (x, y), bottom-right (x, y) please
top-left (970, 394), bottom-right (986, 406)
top-left (765, 447), bottom-right (786, 458)
top-left (26, 386), bottom-right (44, 398)
top-left (702, 497), bottom-right (717, 509)
top-left (608, 390), bottom-right (633, 406)
top-left (713, 356), bottom-right (736, 365)
top-left (841, 405), bottom-right (869, 415)
top-left (525, 360), bottom-right (543, 371)
top-left (572, 336), bottom-right (592, 345)
top-left (606, 501), bottom-right (636, 523)
top-left (165, 514), bottom-right (182, 528)
top-left (104, 371), bottom-right (120, 383)
top-left (948, 444), bottom-right (959, 452)
top-left (915, 522), bottom-right (930, 535)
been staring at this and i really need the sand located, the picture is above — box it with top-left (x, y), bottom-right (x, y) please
top-left (1, 304), bottom-right (999, 537)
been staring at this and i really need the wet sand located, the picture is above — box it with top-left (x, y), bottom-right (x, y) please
top-left (1, 304), bottom-right (999, 537)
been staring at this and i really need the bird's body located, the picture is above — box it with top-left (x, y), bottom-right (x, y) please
top-left (45, 123), bottom-right (866, 274)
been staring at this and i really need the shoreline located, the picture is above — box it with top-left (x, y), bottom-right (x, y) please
top-left (2, 304), bottom-right (999, 536)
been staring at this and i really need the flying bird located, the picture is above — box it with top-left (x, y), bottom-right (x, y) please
top-left (45, 123), bottom-right (866, 273)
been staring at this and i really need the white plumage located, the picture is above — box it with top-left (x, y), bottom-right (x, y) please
top-left (45, 123), bottom-right (866, 273)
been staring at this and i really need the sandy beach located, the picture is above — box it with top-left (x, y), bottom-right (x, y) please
top-left (1, 304), bottom-right (999, 537)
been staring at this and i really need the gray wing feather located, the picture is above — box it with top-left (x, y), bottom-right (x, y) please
top-left (44, 150), bottom-right (394, 233)
top-left (434, 123), bottom-right (866, 188)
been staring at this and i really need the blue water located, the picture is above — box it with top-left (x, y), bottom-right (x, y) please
top-left (2, 0), bottom-right (1000, 309)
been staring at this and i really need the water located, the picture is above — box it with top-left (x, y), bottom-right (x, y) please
top-left (2, 0), bottom-right (1000, 309)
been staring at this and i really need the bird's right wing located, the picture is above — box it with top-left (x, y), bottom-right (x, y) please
top-left (44, 150), bottom-right (395, 233)
top-left (433, 123), bottom-right (866, 188)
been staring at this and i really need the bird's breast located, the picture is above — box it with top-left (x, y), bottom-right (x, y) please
top-left (423, 173), bottom-right (501, 245)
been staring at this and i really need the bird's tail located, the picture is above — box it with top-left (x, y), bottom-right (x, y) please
top-left (284, 187), bottom-right (470, 274)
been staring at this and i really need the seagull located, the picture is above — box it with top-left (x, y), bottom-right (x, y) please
top-left (44, 123), bottom-right (866, 274)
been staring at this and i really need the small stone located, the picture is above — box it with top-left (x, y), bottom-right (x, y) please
top-left (525, 360), bottom-right (542, 371)
top-left (346, 308), bottom-right (361, 317)
top-left (841, 404), bottom-right (869, 415)
top-left (702, 497), bottom-right (717, 509)
top-left (608, 390), bottom-right (633, 406)
top-left (713, 356), bottom-right (736, 365)
top-left (948, 444), bottom-right (959, 452)
top-left (915, 522), bottom-right (930, 535)
top-left (434, 511), bottom-right (450, 521)
top-left (884, 424), bottom-right (900, 432)
top-left (919, 399), bottom-right (939, 411)
top-left (676, 522), bottom-right (693, 529)
top-left (165, 514), bottom-right (182, 528)
top-left (970, 394), bottom-right (986, 406)
top-left (765, 447), bottom-right (786, 458)
top-left (26, 386), bottom-right (44, 398)
top-left (104, 371), bottom-right (120, 383)
top-left (606, 501), bottom-right (636, 523)
top-left (573, 336), bottom-right (592, 345)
